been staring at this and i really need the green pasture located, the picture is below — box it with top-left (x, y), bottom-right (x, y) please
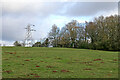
top-left (2, 47), bottom-right (118, 78)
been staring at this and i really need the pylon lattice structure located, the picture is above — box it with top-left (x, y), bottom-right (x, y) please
top-left (24, 24), bottom-right (36, 47)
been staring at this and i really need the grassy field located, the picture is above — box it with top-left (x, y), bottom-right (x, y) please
top-left (2, 47), bottom-right (118, 78)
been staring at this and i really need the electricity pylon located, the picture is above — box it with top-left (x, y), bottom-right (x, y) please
top-left (24, 24), bottom-right (36, 47)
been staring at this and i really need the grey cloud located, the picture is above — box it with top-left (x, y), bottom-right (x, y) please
top-left (2, 2), bottom-right (68, 41)
top-left (62, 2), bottom-right (117, 16)
top-left (2, 2), bottom-right (66, 18)
top-left (2, 2), bottom-right (118, 18)
top-left (2, 2), bottom-right (118, 42)
top-left (2, 16), bottom-right (26, 41)
top-left (2, 2), bottom-right (117, 19)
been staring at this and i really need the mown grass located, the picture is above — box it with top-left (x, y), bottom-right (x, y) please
top-left (2, 47), bottom-right (118, 78)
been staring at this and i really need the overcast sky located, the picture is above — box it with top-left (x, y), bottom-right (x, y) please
top-left (0, 0), bottom-right (118, 46)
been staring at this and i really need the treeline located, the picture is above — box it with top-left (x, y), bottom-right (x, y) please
top-left (14, 14), bottom-right (119, 51)
top-left (47, 14), bottom-right (119, 51)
